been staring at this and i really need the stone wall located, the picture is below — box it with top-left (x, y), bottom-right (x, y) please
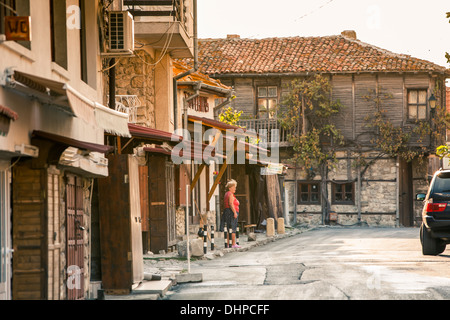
top-left (285, 152), bottom-right (429, 227)
top-left (104, 49), bottom-right (156, 128)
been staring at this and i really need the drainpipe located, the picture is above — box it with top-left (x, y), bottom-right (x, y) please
top-left (173, 0), bottom-right (198, 131)
top-left (396, 158), bottom-right (400, 228)
top-left (213, 90), bottom-right (235, 118)
top-left (108, 58), bottom-right (116, 110)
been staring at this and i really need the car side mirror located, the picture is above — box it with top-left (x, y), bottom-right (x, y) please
top-left (415, 193), bottom-right (426, 201)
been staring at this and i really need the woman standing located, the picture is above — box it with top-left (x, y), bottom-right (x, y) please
top-left (221, 179), bottom-right (240, 248)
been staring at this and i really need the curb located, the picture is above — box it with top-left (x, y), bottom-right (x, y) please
top-left (104, 226), bottom-right (313, 300)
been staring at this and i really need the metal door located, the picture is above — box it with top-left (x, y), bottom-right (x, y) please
top-left (0, 165), bottom-right (12, 300)
top-left (66, 174), bottom-right (84, 300)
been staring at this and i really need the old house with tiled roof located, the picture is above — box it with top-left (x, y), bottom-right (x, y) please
top-left (186, 30), bottom-right (450, 228)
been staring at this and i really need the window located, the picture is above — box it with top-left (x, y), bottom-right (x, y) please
top-left (257, 86), bottom-right (277, 119)
top-left (186, 93), bottom-right (209, 113)
top-left (1, 0), bottom-right (31, 49)
top-left (80, 0), bottom-right (87, 83)
top-left (407, 89), bottom-right (427, 121)
top-left (0, 0), bottom-right (15, 35)
top-left (332, 182), bottom-right (355, 204)
top-left (297, 182), bottom-right (320, 204)
top-left (50, 0), bottom-right (68, 69)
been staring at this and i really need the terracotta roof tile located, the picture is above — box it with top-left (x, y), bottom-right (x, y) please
top-left (173, 60), bottom-right (231, 92)
top-left (188, 35), bottom-right (448, 75)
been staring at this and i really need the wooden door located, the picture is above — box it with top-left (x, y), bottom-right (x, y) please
top-left (66, 174), bottom-right (85, 300)
top-left (12, 161), bottom-right (46, 300)
top-left (98, 154), bottom-right (132, 293)
top-left (148, 156), bottom-right (167, 252)
top-left (399, 159), bottom-right (413, 227)
top-left (128, 156), bottom-right (143, 284)
top-left (139, 165), bottom-right (150, 252)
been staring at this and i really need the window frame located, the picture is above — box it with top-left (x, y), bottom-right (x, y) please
top-left (297, 181), bottom-right (321, 205)
top-left (332, 182), bottom-right (355, 205)
top-left (406, 88), bottom-right (428, 122)
top-left (50, 0), bottom-right (68, 69)
top-left (257, 85), bottom-right (278, 119)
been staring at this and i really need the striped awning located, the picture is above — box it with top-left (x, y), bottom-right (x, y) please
top-left (4, 70), bottom-right (130, 137)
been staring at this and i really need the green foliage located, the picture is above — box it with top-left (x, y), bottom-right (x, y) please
top-left (218, 106), bottom-right (243, 126)
top-left (365, 108), bottom-right (423, 162)
top-left (277, 75), bottom-right (344, 170)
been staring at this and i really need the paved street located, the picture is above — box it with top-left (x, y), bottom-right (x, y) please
top-left (164, 227), bottom-right (450, 300)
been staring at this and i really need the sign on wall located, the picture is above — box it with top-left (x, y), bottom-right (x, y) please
top-left (5, 16), bottom-right (31, 41)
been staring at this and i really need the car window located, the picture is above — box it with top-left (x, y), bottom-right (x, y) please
top-left (432, 172), bottom-right (450, 193)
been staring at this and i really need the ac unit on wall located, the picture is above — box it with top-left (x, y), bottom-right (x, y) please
top-left (108, 11), bottom-right (134, 54)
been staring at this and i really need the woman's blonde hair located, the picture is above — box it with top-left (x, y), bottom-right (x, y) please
top-left (225, 179), bottom-right (237, 191)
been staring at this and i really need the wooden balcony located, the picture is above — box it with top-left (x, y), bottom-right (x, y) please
top-left (123, 0), bottom-right (193, 58)
top-left (236, 118), bottom-right (295, 147)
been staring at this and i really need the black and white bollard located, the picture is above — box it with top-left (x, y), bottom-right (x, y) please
top-left (236, 226), bottom-right (239, 245)
top-left (203, 224), bottom-right (207, 254)
top-left (224, 226), bottom-right (228, 248)
top-left (211, 225), bottom-right (215, 251)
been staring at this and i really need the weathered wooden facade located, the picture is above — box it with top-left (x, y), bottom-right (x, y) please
top-left (0, 1), bottom-right (131, 300)
top-left (193, 31), bottom-right (450, 227)
top-left (97, 154), bottom-right (143, 293)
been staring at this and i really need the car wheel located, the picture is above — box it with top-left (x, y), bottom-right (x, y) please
top-left (420, 224), bottom-right (441, 256)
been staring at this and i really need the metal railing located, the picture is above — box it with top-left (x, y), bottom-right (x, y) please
top-left (123, 0), bottom-right (188, 31)
top-left (108, 95), bottom-right (141, 124)
top-left (236, 118), bottom-right (295, 147)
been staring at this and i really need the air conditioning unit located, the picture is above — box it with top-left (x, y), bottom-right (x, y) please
top-left (108, 11), bottom-right (134, 54)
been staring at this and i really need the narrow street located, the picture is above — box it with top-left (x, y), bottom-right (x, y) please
top-left (164, 227), bottom-right (450, 300)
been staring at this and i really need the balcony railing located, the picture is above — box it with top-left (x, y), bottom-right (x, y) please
top-left (236, 118), bottom-right (295, 147)
top-left (108, 95), bottom-right (141, 124)
top-left (123, 0), bottom-right (188, 31)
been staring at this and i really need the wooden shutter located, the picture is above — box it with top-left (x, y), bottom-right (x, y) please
top-left (12, 161), bottom-right (46, 300)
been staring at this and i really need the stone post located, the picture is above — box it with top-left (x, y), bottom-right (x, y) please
top-left (266, 218), bottom-right (275, 237)
top-left (277, 217), bottom-right (285, 234)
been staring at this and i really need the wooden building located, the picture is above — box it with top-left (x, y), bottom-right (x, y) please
top-left (192, 31), bottom-right (450, 227)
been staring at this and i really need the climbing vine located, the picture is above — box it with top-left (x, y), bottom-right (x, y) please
top-left (277, 74), bottom-right (344, 172)
top-left (362, 83), bottom-right (446, 168)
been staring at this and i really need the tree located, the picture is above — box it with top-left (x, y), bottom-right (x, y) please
top-left (277, 74), bottom-right (344, 224)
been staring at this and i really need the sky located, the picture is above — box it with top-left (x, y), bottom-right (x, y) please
top-left (197, 0), bottom-right (450, 69)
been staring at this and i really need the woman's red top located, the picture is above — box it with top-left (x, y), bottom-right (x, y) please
top-left (224, 191), bottom-right (239, 213)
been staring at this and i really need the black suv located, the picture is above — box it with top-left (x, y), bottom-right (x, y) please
top-left (416, 169), bottom-right (450, 255)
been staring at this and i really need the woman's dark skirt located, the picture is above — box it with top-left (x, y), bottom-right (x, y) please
top-left (220, 208), bottom-right (238, 233)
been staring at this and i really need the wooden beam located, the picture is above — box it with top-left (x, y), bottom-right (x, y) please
top-left (190, 163), bottom-right (205, 192)
top-left (190, 130), bottom-right (222, 192)
top-left (207, 138), bottom-right (237, 201)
